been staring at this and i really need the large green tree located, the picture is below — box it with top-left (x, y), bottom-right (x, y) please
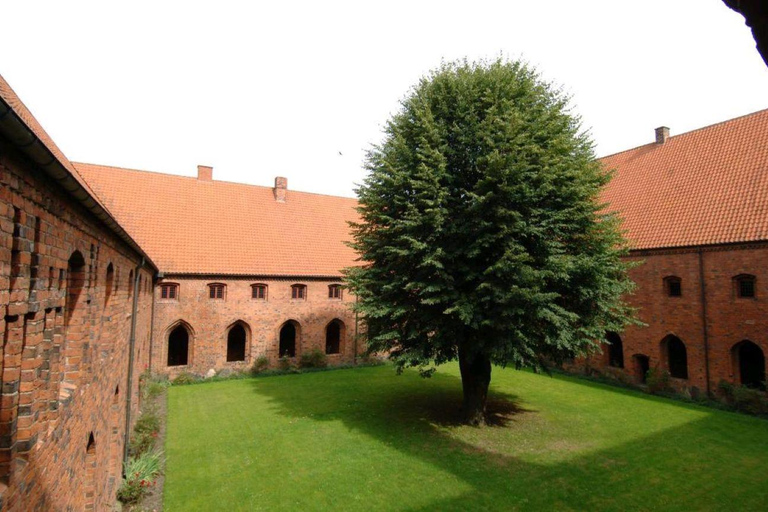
top-left (346, 60), bottom-right (636, 425)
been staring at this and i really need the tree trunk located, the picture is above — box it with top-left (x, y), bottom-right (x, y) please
top-left (458, 344), bottom-right (492, 426)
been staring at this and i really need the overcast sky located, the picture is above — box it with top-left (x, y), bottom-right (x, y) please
top-left (2, 1), bottom-right (766, 198)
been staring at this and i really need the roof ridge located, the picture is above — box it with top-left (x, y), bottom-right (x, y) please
top-left (598, 107), bottom-right (768, 161)
top-left (73, 161), bottom-right (359, 201)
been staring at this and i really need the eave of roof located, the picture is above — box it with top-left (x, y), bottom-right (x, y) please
top-left (0, 75), bottom-right (157, 271)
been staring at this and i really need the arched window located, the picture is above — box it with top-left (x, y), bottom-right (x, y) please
top-left (605, 332), bottom-right (624, 368)
top-left (734, 274), bottom-right (756, 298)
top-left (65, 251), bottom-right (86, 327)
top-left (328, 284), bottom-right (342, 300)
top-left (279, 321), bottom-right (299, 357)
top-left (663, 276), bottom-right (682, 297)
top-left (291, 284), bottom-right (306, 300)
top-left (208, 283), bottom-right (226, 300)
top-left (325, 319), bottom-right (344, 354)
top-left (662, 335), bottom-right (688, 379)
top-left (227, 323), bottom-right (247, 362)
top-left (105, 263), bottom-right (114, 307)
top-left (732, 340), bottom-right (766, 390)
top-left (128, 269), bottom-right (134, 297)
top-left (160, 283), bottom-right (179, 300)
top-left (632, 354), bottom-right (650, 384)
top-left (251, 283), bottom-right (267, 300)
top-left (167, 325), bottom-right (190, 366)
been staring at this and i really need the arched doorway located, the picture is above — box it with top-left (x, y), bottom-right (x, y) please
top-left (227, 324), bottom-right (247, 362)
top-left (605, 332), bottom-right (624, 368)
top-left (325, 319), bottom-right (344, 355)
top-left (662, 335), bottom-right (688, 379)
top-left (279, 321), bottom-right (298, 357)
top-left (632, 354), bottom-right (650, 383)
top-left (733, 340), bottom-right (766, 390)
top-left (167, 325), bottom-right (190, 366)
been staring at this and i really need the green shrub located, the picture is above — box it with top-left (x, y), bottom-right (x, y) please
top-left (117, 450), bottom-right (163, 504)
top-left (299, 348), bottom-right (328, 369)
top-left (278, 356), bottom-right (295, 372)
top-left (251, 355), bottom-right (270, 374)
top-left (645, 368), bottom-right (671, 394)
top-left (719, 380), bottom-right (768, 415)
top-left (142, 378), bottom-right (168, 400)
top-left (172, 372), bottom-right (199, 385)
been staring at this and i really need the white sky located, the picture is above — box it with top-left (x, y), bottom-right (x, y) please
top-left (1, 1), bottom-right (766, 198)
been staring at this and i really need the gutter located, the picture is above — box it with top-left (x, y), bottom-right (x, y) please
top-left (698, 249), bottom-right (712, 396)
top-left (123, 258), bottom-right (145, 466)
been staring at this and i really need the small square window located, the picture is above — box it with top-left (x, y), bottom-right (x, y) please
top-left (737, 276), bottom-right (756, 298)
top-left (209, 284), bottom-right (225, 299)
top-left (160, 283), bottom-right (178, 300)
top-left (664, 276), bottom-right (682, 297)
top-left (252, 284), bottom-right (267, 300)
top-left (291, 284), bottom-right (306, 300)
top-left (328, 284), bottom-right (342, 299)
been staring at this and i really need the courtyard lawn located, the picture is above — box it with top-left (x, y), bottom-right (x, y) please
top-left (164, 365), bottom-right (768, 511)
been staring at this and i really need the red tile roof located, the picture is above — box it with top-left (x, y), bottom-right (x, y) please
top-left (599, 108), bottom-right (768, 250)
top-left (76, 109), bottom-right (768, 276)
top-left (74, 163), bottom-right (360, 276)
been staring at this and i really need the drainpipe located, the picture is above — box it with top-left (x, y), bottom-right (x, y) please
top-left (123, 258), bottom-right (145, 467)
top-left (148, 276), bottom-right (156, 371)
top-left (354, 294), bottom-right (359, 364)
top-left (698, 249), bottom-right (712, 397)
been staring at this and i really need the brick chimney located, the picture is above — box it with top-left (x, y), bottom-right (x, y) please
top-left (197, 165), bottom-right (213, 181)
top-left (655, 126), bottom-right (670, 144)
top-left (274, 177), bottom-right (287, 202)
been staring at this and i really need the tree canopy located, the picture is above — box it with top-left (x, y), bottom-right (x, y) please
top-left (346, 59), bottom-right (636, 424)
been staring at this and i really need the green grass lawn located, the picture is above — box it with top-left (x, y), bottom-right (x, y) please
top-left (164, 364), bottom-right (768, 511)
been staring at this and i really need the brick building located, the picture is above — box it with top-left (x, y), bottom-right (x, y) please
top-left (75, 163), bottom-right (362, 378)
top-left (0, 76), bottom-right (155, 510)
top-left (594, 111), bottom-right (768, 394)
top-left (0, 67), bottom-right (766, 509)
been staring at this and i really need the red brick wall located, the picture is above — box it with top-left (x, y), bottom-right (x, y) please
top-left (0, 140), bottom-right (153, 511)
top-left (591, 245), bottom-right (768, 394)
top-left (152, 277), bottom-right (360, 377)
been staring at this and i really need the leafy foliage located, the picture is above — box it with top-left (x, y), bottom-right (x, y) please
top-left (299, 348), bottom-right (328, 369)
top-left (118, 450), bottom-right (163, 504)
top-left (346, 59), bottom-right (636, 382)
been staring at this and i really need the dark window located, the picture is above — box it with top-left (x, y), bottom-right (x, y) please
top-left (665, 336), bottom-right (688, 379)
top-left (605, 332), bottom-right (624, 368)
top-left (633, 354), bottom-right (650, 384)
top-left (328, 284), bottom-right (342, 299)
top-left (291, 284), bottom-right (306, 300)
top-left (209, 283), bottom-right (225, 299)
top-left (664, 276), bottom-right (682, 297)
top-left (735, 275), bottom-right (756, 298)
top-left (326, 320), bottom-right (342, 354)
top-left (252, 284), bottom-right (267, 300)
top-left (227, 324), bottom-right (247, 362)
top-left (168, 326), bottom-right (189, 366)
top-left (735, 340), bottom-right (766, 390)
top-left (65, 251), bottom-right (86, 327)
top-left (161, 283), bottom-right (179, 300)
top-left (279, 322), bottom-right (297, 357)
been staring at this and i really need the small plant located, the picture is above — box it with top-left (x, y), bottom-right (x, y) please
top-left (718, 380), bottom-right (768, 415)
top-left (117, 450), bottom-right (163, 505)
top-left (142, 377), bottom-right (169, 400)
top-left (172, 372), bottom-right (199, 385)
top-left (299, 348), bottom-right (328, 369)
top-left (645, 368), bottom-right (671, 394)
top-left (278, 356), bottom-right (294, 372)
top-left (251, 355), bottom-right (270, 374)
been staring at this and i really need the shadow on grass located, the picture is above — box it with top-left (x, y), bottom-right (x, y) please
top-left (242, 367), bottom-right (768, 511)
